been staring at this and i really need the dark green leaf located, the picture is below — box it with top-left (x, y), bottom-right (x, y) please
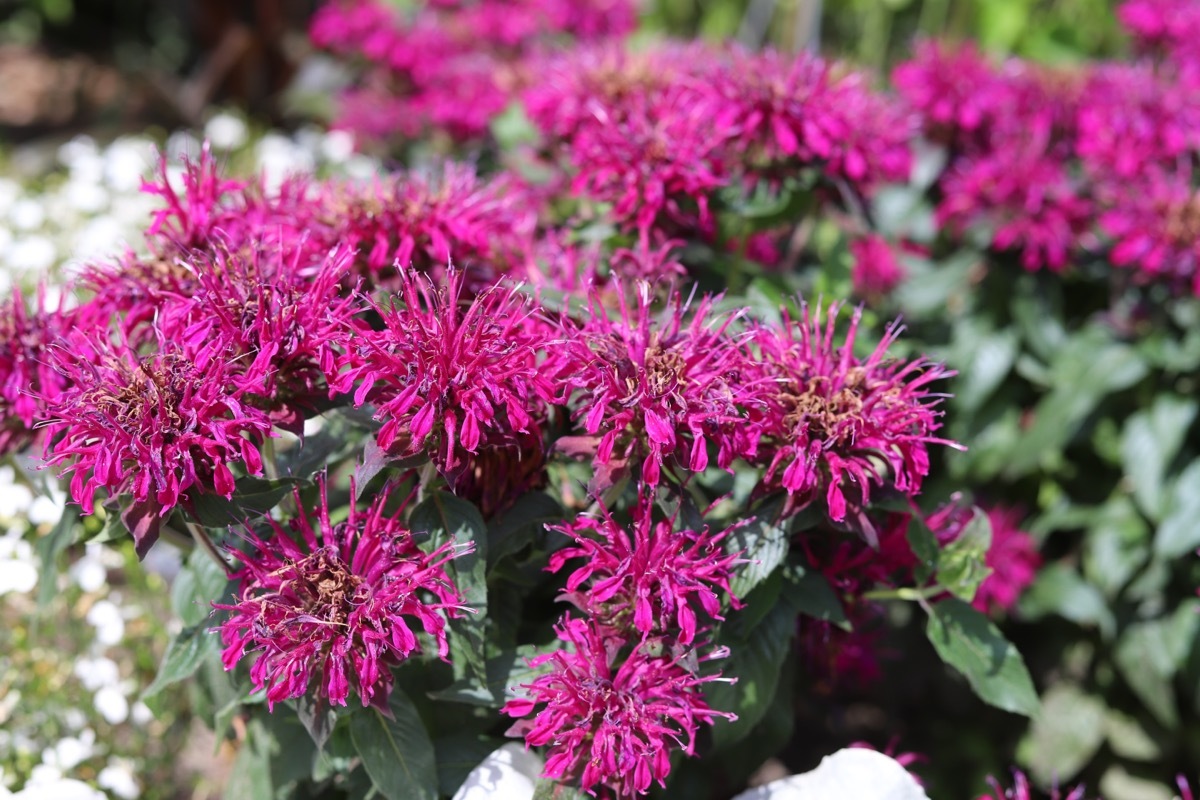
top-left (143, 623), bottom-right (219, 703)
top-left (1121, 396), bottom-right (1197, 521)
top-left (349, 688), bottom-right (438, 800)
top-left (952, 323), bottom-right (1019, 413)
top-left (296, 693), bottom-right (337, 751)
top-left (36, 505), bottom-right (80, 608)
top-left (1083, 496), bottom-right (1150, 596)
top-left (189, 477), bottom-right (303, 527)
top-left (1018, 683), bottom-right (1106, 784)
top-left (225, 720), bottom-right (274, 800)
top-left (726, 497), bottom-right (788, 599)
top-left (410, 492), bottom-right (488, 686)
top-left (791, 571), bottom-right (849, 629)
top-left (906, 515), bottom-right (940, 584)
top-left (936, 508), bottom-right (992, 603)
top-left (428, 644), bottom-right (555, 708)
top-left (487, 492), bottom-right (563, 568)
top-left (1154, 460), bottom-right (1200, 559)
top-left (925, 598), bottom-right (1039, 717)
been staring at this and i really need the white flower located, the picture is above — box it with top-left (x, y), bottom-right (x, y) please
top-left (321, 129), bottom-right (356, 163)
top-left (73, 657), bottom-right (120, 691)
top-left (69, 553), bottom-right (107, 593)
top-left (85, 600), bottom-right (125, 646)
top-left (93, 686), bottom-right (129, 725)
top-left (205, 112), bottom-right (249, 151)
top-left (103, 138), bottom-right (155, 193)
top-left (14, 778), bottom-right (105, 800)
top-left (0, 532), bottom-right (38, 596)
top-left (731, 749), bottom-right (929, 800)
top-left (42, 730), bottom-right (95, 771)
top-left (256, 133), bottom-right (314, 193)
top-left (0, 178), bottom-right (21, 217)
top-left (0, 468), bottom-right (33, 518)
top-left (29, 492), bottom-right (67, 527)
top-left (62, 709), bottom-right (87, 731)
top-left (166, 131), bottom-right (201, 161)
top-left (130, 702), bottom-right (154, 727)
top-left (58, 135), bottom-right (99, 170)
top-left (98, 762), bottom-right (140, 800)
top-left (62, 180), bottom-right (109, 214)
top-left (451, 744), bottom-right (543, 800)
top-left (8, 236), bottom-right (57, 274)
top-left (10, 199), bottom-right (46, 231)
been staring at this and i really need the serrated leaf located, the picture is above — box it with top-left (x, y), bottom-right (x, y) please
top-left (925, 598), bottom-right (1039, 717)
top-left (1019, 683), bottom-right (1106, 785)
top-left (1154, 460), bottom-right (1200, 559)
top-left (726, 497), bottom-right (788, 599)
top-left (410, 492), bottom-right (488, 686)
top-left (936, 508), bottom-right (992, 602)
top-left (350, 688), bottom-right (438, 800)
top-left (1121, 396), bottom-right (1197, 521)
top-left (36, 505), bottom-right (80, 608)
top-left (1018, 563), bottom-right (1115, 639)
top-left (142, 624), bottom-right (219, 703)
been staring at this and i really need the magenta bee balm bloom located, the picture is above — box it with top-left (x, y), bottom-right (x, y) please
top-left (755, 303), bottom-right (958, 521)
top-left (216, 479), bottom-right (471, 710)
top-left (503, 617), bottom-right (735, 798)
top-left (548, 493), bottom-right (742, 644)
top-left (42, 332), bottom-right (273, 553)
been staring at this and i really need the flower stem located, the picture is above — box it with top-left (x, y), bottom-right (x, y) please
top-left (185, 519), bottom-right (233, 576)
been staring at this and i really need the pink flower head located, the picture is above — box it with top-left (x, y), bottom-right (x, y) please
top-left (0, 287), bottom-right (81, 454)
top-left (972, 506), bottom-right (1041, 615)
top-left (552, 283), bottom-right (763, 487)
top-left (893, 40), bottom-right (998, 143)
top-left (1076, 64), bottom-right (1198, 180)
top-left (503, 617), bottom-right (735, 797)
top-left (80, 251), bottom-right (203, 342)
top-left (755, 303), bottom-right (959, 521)
top-left (216, 477), bottom-right (471, 710)
top-left (850, 234), bottom-right (907, 299)
top-left (332, 269), bottom-right (553, 482)
top-left (41, 331), bottom-right (273, 551)
top-left (141, 144), bottom-right (246, 253)
top-left (979, 770), bottom-right (1090, 800)
top-left (937, 151), bottom-right (1092, 272)
top-left (312, 165), bottom-right (534, 287)
top-left (1098, 165), bottom-right (1200, 295)
top-left (163, 242), bottom-right (361, 432)
top-left (1119, 0), bottom-right (1200, 68)
top-left (548, 492), bottom-right (742, 644)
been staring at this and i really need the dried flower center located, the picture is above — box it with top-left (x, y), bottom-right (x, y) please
top-left (287, 549), bottom-right (365, 625)
top-left (87, 354), bottom-right (193, 433)
top-left (779, 369), bottom-right (868, 444)
top-left (1163, 194), bottom-right (1200, 245)
top-left (642, 345), bottom-right (687, 399)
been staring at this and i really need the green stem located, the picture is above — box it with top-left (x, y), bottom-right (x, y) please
top-left (186, 520), bottom-right (233, 576)
top-left (863, 585), bottom-right (943, 602)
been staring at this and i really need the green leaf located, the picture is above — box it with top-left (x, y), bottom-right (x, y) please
top-left (410, 492), bottom-right (488, 686)
top-left (142, 623), bottom-right (219, 704)
top-left (925, 598), bottom-right (1039, 717)
top-left (707, 567), bottom-right (810, 748)
top-left (1154, 460), bottom-right (1200, 559)
top-left (1104, 709), bottom-right (1163, 762)
top-left (791, 571), bottom-right (849, 629)
top-left (349, 688), bottom-right (438, 800)
top-left (1121, 396), bottom-right (1197, 521)
top-left (36, 505), bottom-right (80, 608)
top-left (951, 322), bottom-right (1019, 414)
top-left (172, 549), bottom-right (231, 626)
top-left (1018, 563), bottom-right (1115, 639)
top-left (428, 644), bottom-right (556, 708)
top-left (726, 497), bottom-right (788, 599)
top-left (1083, 495), bottom-right (1150, 596)
top-left (225, 720), bottom-right (274, 800)
top-left (189, 477), bottom-right (303, 527)
top-left (486, 492), bottom-right (563, 568)
top-left (1018, 683), bottom-right (1106, 784)
top-left (1113, 601), bottom-right (1200, 728)
top-left (906, 514), bottom-right (940, 584)
top-left (936, 508), bottom-right (992, 602)
top-left (296, 693), bottom-right (337, 751)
